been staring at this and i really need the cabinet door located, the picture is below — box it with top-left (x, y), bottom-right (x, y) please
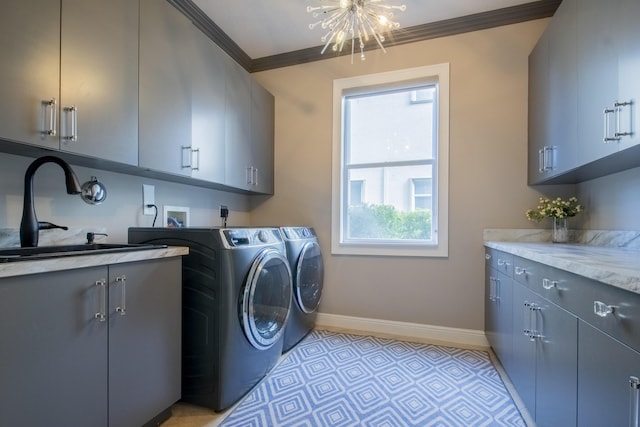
top-left (578, 321), bottom-right (640, 427)
top-left (0, 0), bottom-right (60, 149)
top-left (527, 30), bottom-right (550, 185)
top-left (576, 0), bottom-right (620, 165)
top-left (224, 59), bottom-right (253, 190)
top-left (617, 0), bottom-right (640, 151)
top-left (511, 282), bottom-right (537, 413)
top-left (108, 258), bottom-right (182, 427)
top-left (487, 270), bottom-right (514, 374)
top-left (535, 298), bottom-right (578, 427)
top-left (250, 81), bottom-right (275, 194)
top-left (0, 268), bottom-right (109, 427)
top-left (60, 0), bottom-right (138, 165)
top-left (190, 25), bottom-right (226, 184)
top-left (546, 0), bottom-right (577, 177)
top-left (139, 0), bottom-right (193, 176)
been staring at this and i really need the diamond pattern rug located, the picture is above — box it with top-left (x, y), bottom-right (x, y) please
top-left (220, 330), bottom-right (525, 427)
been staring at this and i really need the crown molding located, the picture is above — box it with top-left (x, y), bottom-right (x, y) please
top-left (170, 0), bottom-right (561, 73)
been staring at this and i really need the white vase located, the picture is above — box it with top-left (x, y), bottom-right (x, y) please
top-left (552, 217), bottom-right (569, 243)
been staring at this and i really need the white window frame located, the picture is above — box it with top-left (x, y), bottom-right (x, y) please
top-left (331, 64), bottom-right (450, 257)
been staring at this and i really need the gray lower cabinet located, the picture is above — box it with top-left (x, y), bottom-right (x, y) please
top-left (578, 320), bottom-right (640, 427)
top-left (0, 258), bottom-right (181, 427)
top-left (485, 258), bottom-right (514, 374)
top-left (0, 0), bottom-right (138, 165)
top-left (512, 280), bottom-right (578, 427)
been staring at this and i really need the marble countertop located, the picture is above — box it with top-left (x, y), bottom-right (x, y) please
top-left (0, 246), bottom-right (189, 279)
top-left (485, 241), bottom-right (640, 295)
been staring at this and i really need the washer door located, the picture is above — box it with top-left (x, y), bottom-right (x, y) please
top-left (241, 248), bottom-right (292, 350)
top-left (295, 241), bottom-right (324, 314)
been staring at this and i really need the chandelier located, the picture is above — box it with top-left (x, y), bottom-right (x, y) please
top-left (307, 0), bottom-right (406, 62)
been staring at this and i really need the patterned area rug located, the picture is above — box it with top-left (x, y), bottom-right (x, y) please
top-left (220, 330), bottom-right (525, 427)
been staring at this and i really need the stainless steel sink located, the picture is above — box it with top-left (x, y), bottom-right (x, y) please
top-left (0, 243), bottom-right (167, 263)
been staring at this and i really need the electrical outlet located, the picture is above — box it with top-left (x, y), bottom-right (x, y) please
top-left (143, 184), bottom-right (155, 215)
top-left (220, 205), bottom-right (229, 218)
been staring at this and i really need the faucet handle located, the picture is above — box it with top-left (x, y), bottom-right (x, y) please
top-left (87, 232), bottom-right (108, 244)
top-left (37, 221), bottom-right (69, 231)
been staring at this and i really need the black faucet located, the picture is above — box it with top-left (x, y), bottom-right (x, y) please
top-left (20, 156), bottom-right (82, 247)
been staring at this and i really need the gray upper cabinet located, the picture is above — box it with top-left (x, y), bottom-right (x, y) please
top-left (190, 26), bottom-right (226, 184)
top-left (224, 59), bottom-right (253, 191)
top-left (139, 0), bottom-right (194, 177)
top-left (0, 1), bottom-right (60, 150)
top-left (528, 0), bottom-right (640, 184)
top-left (0, 0), bottom-right (138, 165)
top-left (528, 0), bottom-right (577, 184)
top-left (250, 80), bottom-right (275, 194)
top-left (617, 0), bottom-right (640, 152)
top-left (576, 0), bottom-right (619, 165)
top-left (60, 0), bottom-right (138, 165)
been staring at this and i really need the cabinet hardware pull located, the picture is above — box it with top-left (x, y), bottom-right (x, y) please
top-left (631, 376), bottom-right (639, 427)
top-left (594, 300), bottom-right (615, 317)
top-left (63, 105), bottom-right (78, 141)
top-left (181, 146), bottom-right (192, 169)
top-left (543, 146), bottom-right (555, 171)
top-left (43, 98), bottom-right (57, 136)
top-left (253, 167), bottom-right (258, 186)
top-left (246, 166), bottom-right (253, 185)
top-left (485, 253), bottom-right (491, 260)
top-left (192, 148), bottom-right (200, 171)
top-left (497, 259), bottom-right (510, 267)
top-left (94, 279), bottom-right (107, 322)
top-left (489, 277), bottom-right (496, 302)
top-left (538, 148), bottom-right (545, 172)
top-left (615, 101), bottom-right (633, 138)
top-left (515, 266), bottom-right (527, 276)
top-left (530, 303), bottom-right (542, 341)
top-left (542, 278), bottom-right (558, 290)
top-left (115, 275), bottom-right (127, 316)
top-left (523, 302), bottom-right (532, 338)
top-left (604, 107), bottom-right (621, 142)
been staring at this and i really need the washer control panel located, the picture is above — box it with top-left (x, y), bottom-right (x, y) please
top-left (222, 228), bottom-right (282, 247)
top-left (281, 227), bottom-right (316, 240)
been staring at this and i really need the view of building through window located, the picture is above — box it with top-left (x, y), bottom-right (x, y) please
top-left (343, 85), bottom-right (437, 242)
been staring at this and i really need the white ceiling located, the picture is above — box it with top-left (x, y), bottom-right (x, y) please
top-left (192, 0), bottom-right (536, 59)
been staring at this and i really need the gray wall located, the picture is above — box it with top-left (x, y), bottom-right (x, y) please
top-left (0, 152), bottom-right (251, 243)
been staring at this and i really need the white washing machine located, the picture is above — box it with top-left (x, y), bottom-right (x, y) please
top-left (280, 227), bottom-right (324, 353)
top-left (128, 227), bottom-right (292, 412)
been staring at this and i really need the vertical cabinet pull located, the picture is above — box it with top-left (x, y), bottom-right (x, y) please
top-left (43, 98), bottom-right (57, 136)
top-left (115, 275), bottom-right (127, 316)
top-left (615, 101), bottom-right (633, 138)
top-left (523, 302), bottom-right (541, 341)
top-left (604, 107), bottom-right (619, 142)
top-left (181, 146), bottom-right (201, 171)
top-left (63, 105), bottom-right (78, 141)
top-left (539, 146), bottom-right (555, 172)
top-left (631, 376), bottom-right (639, 427)
top-left (94, 279), bottom-right (107, 322)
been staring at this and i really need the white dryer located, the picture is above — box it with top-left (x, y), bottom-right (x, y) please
top-left (280, 227), bottom-right (324, 353)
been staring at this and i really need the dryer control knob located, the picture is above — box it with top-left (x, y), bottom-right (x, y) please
top-left (257, 230), bottom-right (268, 243)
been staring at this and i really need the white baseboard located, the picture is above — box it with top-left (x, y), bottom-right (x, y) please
top-left (315, 312), bottom-right (489, 349)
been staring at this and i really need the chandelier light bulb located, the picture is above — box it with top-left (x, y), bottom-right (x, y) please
top-left (307, 0), bottom-right (406, 62)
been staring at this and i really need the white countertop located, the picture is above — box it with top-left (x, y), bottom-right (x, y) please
top-left (0, 246), bottom-right (189, 279)
top-left (485, 241), bottom-right (640, 295)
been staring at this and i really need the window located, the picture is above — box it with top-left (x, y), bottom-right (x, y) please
top-left (331, 64), bottom-right (449, 257)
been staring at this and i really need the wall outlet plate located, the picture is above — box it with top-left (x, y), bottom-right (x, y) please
top-left (143, 184), bottom-right (155, 215)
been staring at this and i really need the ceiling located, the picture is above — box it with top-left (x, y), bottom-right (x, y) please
top-left (192, 0), bottom-right (540, 59)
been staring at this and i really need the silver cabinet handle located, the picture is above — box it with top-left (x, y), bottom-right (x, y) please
top-left (181, 146), bottom-right (192, 169)
top-left (192, 148), bottom-right (200, 171)
top-left (538, 148), bottom-right (545, 172)
top-left (515, 266), bottom-right (527, 276)
top-left (246, 166), bottom-right (253, 185)
top-left (594, 300), bottom-right (615, 317)
top-left (615, 100), bottom-right (633, 138)
top-left (253, 167), bottom-right (258, 186)
top-left (530, 303), bottom-right (542, 341)
top-left (485, 253), bottom-right (491, 260)
top-left (94, 279), bottom-right (107, 322)
top-left (542, 278), bottom-right (558, 290)
top-left (63, 105), bottom-right (78, 141)
top-left (497, 259), bottom-right (510, 267)
top-left (43, 98), bottom-right (57, 136)
top-left (488, 277), bottom-right (496, 302)
top-left (523, 302), bottom-right (532, 338)
top-left (604, 107), bottom-right (621, 143)
top-left (115, 275), bottom-right (126, 316)
top-left (631, 376), bottom-right (639, 427)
